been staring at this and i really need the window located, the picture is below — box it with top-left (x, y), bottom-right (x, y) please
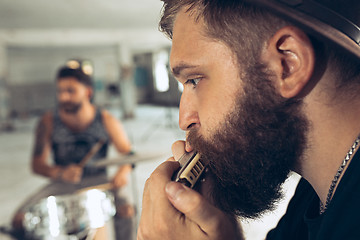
top-left (153, 50), bottom-right (169, 92)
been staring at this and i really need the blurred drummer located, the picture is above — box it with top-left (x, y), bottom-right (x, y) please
top-left (13, 61), bottom-right (135, 240)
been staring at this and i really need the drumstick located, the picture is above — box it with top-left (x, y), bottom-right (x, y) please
top-left (78, 139), bottom-right (106, 168)
top-left (77, 182), bottom-right (114, 193)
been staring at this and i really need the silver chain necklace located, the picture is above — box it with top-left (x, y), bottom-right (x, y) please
top-left (319, 135), bottom-right (360, 214)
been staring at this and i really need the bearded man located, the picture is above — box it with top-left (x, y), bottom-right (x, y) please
top-left (12, 64), bottom-right (135, 240)
top-left (138, 0), bottom-right (360, 239)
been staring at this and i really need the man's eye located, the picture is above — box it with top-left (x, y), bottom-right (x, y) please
top-left (67, 88), bottom-right (75, 94)
top-left (186, 78), bottom-right (201, 88)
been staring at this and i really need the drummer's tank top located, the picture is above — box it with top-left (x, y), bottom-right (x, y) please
top-left (51, 108), bottom-right (110, 178)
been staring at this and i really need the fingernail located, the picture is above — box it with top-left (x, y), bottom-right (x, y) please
top-left (185, 142), bottom-right (193, 152)
top-left (165, 182), bottom-right (185, 201)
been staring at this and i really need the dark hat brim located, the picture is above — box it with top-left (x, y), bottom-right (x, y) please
top-left (245, 0), bottom-right (360, 59)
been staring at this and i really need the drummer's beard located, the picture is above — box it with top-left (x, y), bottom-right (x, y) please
top-left (59, 101), bottom-right (82, 114)
top-left (187, 62), bottom-right (308, 219)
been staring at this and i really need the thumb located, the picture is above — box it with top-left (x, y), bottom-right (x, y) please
top-left (165, 181), bottom-right (227, 235)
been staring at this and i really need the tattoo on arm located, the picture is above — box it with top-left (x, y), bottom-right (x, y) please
top-left (33, 119), bottom-right (48, 156)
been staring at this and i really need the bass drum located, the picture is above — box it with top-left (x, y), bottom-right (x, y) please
top-left (22, 188), bottom-right (115, 240)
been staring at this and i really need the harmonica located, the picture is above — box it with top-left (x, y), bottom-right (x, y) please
top-left (173, 151), bottom-right (208, 189)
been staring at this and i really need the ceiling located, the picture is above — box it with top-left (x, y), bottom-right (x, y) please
top-left (0, 0), bottom-right (164, 30)
top-left (0, 0), bottom-right (171, 50)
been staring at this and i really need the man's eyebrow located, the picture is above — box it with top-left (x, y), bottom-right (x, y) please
top-left (172, 63), bottom-right (199, 77)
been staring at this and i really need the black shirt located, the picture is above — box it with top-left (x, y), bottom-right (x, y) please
top-left (51, 108), bottom-right (110, 177)
top-left (267, 149), bottom-right (360, 239)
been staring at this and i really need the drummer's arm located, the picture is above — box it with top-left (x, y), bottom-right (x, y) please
top-left (102, 110), bottom-right (133, 187)
top-left (31, 113), bottom-right (62, 179)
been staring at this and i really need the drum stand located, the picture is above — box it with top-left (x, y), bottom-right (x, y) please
top-left (130, 167), bottom-right (140, 231)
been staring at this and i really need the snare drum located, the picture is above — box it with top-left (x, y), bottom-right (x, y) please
top-left (22, 188), bottom-right (115, 240)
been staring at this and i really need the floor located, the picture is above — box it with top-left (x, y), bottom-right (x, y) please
top-left (0, 104), bottom-right (300, 240)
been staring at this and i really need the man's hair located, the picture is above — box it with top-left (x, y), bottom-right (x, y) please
top-left (56, 66), bottom-right (93, 88)
top-left (159, 0), bottom-right (360, 95)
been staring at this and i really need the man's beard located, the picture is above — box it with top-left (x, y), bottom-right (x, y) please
top-left (59, 101), bottom-right (82, 114)
top-left (187, 63), bottom-right (308, 219)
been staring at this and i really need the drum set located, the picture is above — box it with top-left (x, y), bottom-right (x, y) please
top-left (22, 188), bottom-right (115, 240)
top-left (1, 152), bottom-right (165, 240)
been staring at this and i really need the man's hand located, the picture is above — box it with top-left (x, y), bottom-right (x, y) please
top-left (61, 164), bottom-right (83, 183)
top-left (112, 164), bottom-right (132, 188)
top-left (137, 141), bottom-right (243, 240)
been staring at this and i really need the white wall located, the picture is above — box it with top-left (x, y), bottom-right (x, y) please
top-left (0, 29), bottom-right (171, 115)
top-left (7, 45), bottom-right (120, 85)
top-left (7, 45), bottom-right (120, 114)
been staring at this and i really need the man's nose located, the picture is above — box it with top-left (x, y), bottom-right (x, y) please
top-left (58, 91), bottom-right (70, 102)
top-left (179, 91), bottom-right (199, 131)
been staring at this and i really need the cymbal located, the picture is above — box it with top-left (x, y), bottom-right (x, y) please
top-left (93, 152), bottom-right (168, 167)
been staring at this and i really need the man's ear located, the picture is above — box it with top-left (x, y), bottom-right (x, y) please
top-left (87, 87), bottom-right (94, 101)
top-left (262, 26), bottom-right (315, 98)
